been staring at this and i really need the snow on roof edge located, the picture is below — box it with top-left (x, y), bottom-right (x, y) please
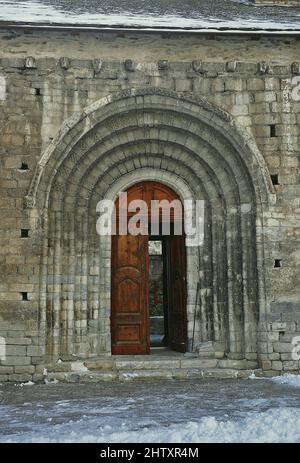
top-left (0, 21), bottom-right (300, 35)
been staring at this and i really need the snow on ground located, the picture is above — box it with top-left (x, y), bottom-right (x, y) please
top-left (271, 374), bottom-right (300, 388)
top-left (1, 378), bottom-right (300, 443)
top-left (6, 408), bottom-right (299, 443)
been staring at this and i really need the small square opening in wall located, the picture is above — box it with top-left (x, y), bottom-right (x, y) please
top-left (271, 174), bottom-right (279, 186)
top-left (35, 88), bottom-right (41, 96)
top-left (20, 162), bottom-right (29, 171)
top-left (21, 292), bottom-right (29, 301)
top-left (274, 259), bottom-right (282, 268)
top-left (21, 229), bottom-right (30, 238)
top-left (270, 124), bottom-right (277, 138)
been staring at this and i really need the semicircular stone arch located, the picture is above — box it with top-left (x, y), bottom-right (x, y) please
top-left (26, 88), bottom-right (274, 362)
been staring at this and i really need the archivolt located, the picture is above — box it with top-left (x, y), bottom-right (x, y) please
top-left (26, 88), bottom-right (274, 360)
top-left (26, 88), bottom-right (274, 211)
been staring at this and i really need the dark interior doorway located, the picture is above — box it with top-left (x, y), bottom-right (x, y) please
top-left (149, 231), bottom-right (187, 353)
top-left (111, 181), bottom-right (187, 355)
top-left (149, 238), bottom-right (167, 348)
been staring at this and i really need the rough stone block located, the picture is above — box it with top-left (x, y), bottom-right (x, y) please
top-left (218, 359), bottom-right (257, 370)
top-left (8, 374), bottom-right (32, 382)
top-left (5, 337), bottom-right (32, 345)
top-left (27, 346), bottom-right (41, 356)
top-left (14, 365), bottom-right (35, 374)
top-left (283, 361), bottom-right (300, 371)
top-left (272, 361), bottom-right (283, 371)
top-left (175, 79), bottom-right (191, 92)
top-left (6, 345), bottom-right (27, 356)
top-left (225, 78), bottom-right (245, 92)
top-left (262, 370), bottom-right (281, 377)
top-left (280, 353), bottom-right (294, 361)
top-left (247, 78), bottom-right (265, 91)
top-left (271, 322), bottom-right (287, 331)
top-left (261, 360), bottom-right (272, 370)
top-left (202, 369), bottom-right (239, 379)
top-left (32, 374), bottom-right (44, 382)
top-left (119, 370), bottom-right (173, 381)
top-left (226, 61), bottom-right (237, 72)
top-left (2, 356), bottom-right (31, 366)
top-left (193, 77), bottom-right (211, 94)
top-left (80, 372), bottom-right (118, 382)
top-left (85, 360), bottom-right (115, 370)
top-left (181, 359), bottom-right (218, 369)
top-left (273, 342), bottom-right (294, 353)
top-left (0, 366), bottom-right (13, 374)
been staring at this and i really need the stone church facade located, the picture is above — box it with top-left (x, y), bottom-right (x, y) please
top-left (0, 25), bottom-right (299, 382)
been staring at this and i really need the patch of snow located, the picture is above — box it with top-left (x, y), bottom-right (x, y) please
top-left (6, 408), bottom-right (300, 443)
top-left (71, 362), bottom-right (88, 372)
top-left (122, 372), bottom-right (139, 380)
top-left (1, 378), bottom-right (300, 443)
top-left (19, 381), bottom-right (35, 387)
top-left (0, 0), bottom-right (299, 30)
top-left (249, 371), bottom-right (265, 380)
top-left (271, 374), bottom-right (300, 388)
top-left (0, 76), bottom-right (6, 102)
top-left (44, 378), bottom-right (59, 384)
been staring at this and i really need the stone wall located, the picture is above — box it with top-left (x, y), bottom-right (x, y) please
top-left (0, 27), bottom-right (299, 381)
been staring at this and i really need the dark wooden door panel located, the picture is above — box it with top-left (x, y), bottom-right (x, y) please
top-left (111, 181), bottom-right (187, 355)
top-left (168, 234), bottom-right (187, 352)
top-left (111, 232), bottom-right (149, 354)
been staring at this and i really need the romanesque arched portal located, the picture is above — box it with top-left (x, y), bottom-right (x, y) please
top-left (25, 88), bottom-right (273, 362)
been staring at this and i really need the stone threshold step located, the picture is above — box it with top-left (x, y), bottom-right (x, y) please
top-left (44, 368), bottom-right (263, 383)
top-left (84, 358), bottom-right (258, 371)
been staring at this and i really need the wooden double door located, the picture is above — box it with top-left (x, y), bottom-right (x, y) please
top-left (111, 182), bottom-right (187, 355)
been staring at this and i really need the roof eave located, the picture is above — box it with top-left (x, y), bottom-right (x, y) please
top-left (0, 21), bottom-right (300, 36)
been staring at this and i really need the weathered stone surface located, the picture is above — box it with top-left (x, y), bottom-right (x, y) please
top-left (84, 360), bottom-right (115, 370)
top-left (0, 27), bottom-right (299, 381)
top-left (261, 360), bottom-right (272, 370)
top-left (24, 56), bottom-right (36, 69)
top-left (6, 345), bottom-right (27, 356)
top-left (226, 61), bottom-right (237, 72)
top-left (201, 369), bottom-right (240, 379)
top-left (2, 357), bottom-right (31, 366)
top-left (272, 361), bottom-right (283, 371)
top-left (32, 374), bottom-right (45, 382)
top-left (262, 370), bottom-right (281, 377)
top-left (273, 342), bottom-right (294, 353)
top-left (14, 365), bottom-right (35, 374)
top-left (218, 359), bottom-right (258, 370)
top-left (181, 359), bottom-right (218, 369)
top-left (79, 372), bottom-right (118, 382)
top-left (283, 361), bottom-right (300, 371)
top-left (26, 347), bottom-right (42, 357)
top-left (5, 338), bottom-right (32, 345)
top-left (8, 374), bottom-right (32, 382)
top-left (116, 360), bottom-right (181, 370)
top-left (172, 368), bottom-right (189, 379)
top-left (119, 370), bottom-right (173, 381)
